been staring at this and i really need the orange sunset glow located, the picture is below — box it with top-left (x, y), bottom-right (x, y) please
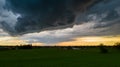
top-left (57, 36), bottom-right (120, 46)
top-left (0, 35), bottom-right (120, 46)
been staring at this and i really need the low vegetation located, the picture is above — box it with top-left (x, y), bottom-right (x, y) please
top-left (99, 43), bottom-right (108, 53)
top-left (114, 42), bottom-right (120, 50)
top-left (0, 43), bottom-right (120, 67)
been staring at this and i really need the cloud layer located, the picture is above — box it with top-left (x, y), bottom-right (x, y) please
top-left (0, 0), bottom-right (120, 45)
top-left (1, 0), bottom-right (119, 35)
top-left (0, 0), bottom-right (19, 36)
top-left (4, 0), bottom-right (99, 35)
top-left (20, 22), bottom-right (120, 44)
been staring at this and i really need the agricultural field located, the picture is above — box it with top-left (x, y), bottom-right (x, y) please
top-left (0, 47), bottom-right (120, 67)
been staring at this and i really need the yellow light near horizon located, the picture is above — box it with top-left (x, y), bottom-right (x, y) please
top-left (57, 36), bottom-right (120, 46)
top-left (78, 37), bottom-right (103, 42)
top-left (0, 36), bottom-right (44, 46)
top-left (0, 35), bottom-right (120, 46)
top-left (0, 37), bottom-right (13, 41)
top-left (32, 43), bottom-right (44, 46)
top-left (0, 36), bottom-right (26, 46)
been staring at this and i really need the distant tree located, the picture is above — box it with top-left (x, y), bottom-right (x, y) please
top-left (99, 43), bottom-right (108, 53)
top-left (66, 46), bottom-right (73, 50)
top-left (114, 42), bottom-right (120, 50)
top-left (19, 44), bottom-right (32, 49)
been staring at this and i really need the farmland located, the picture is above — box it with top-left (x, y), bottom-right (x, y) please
top-left (0, 47), bottom-right (120, 67)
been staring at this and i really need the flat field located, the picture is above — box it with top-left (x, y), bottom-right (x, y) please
top-left (0, 48), bottom-right (120, 67)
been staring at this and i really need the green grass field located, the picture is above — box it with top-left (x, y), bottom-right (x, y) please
top-left (0, 48), bottom-right (120, 67)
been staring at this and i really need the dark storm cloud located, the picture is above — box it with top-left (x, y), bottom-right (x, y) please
top-left (1, 0), bottom-right (119, 44)
top-left (0, 0), bottom-right (119, 36)
top-left (0, 0), bottom-right (19, 36)
top-left (5, 0), bottom-right (99, 35)
top-left (76, 0), bottom-right (120, 28)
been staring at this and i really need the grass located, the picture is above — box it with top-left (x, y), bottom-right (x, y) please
top-left (0, 48), bottom-right (120, 67)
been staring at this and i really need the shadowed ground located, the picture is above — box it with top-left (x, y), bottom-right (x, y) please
top-left (0, 48), bottom-right (120, 67)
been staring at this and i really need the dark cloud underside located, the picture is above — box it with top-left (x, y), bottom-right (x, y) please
top-left (0, 0), bottom-right (119, 36)
top-left (5, 0), bottom-right (98, 35)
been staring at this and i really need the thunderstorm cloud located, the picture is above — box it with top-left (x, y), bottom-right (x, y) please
top-left (4, 0), bottom-right (99, 35)
top-left (0, 0), bottom-right (120, 44)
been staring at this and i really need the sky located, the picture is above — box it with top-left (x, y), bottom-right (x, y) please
top-left (0, 0), bottom-right (120, 46)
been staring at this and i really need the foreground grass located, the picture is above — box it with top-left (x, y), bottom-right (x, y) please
top-left (0, 48), bottom-right (120, 67)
